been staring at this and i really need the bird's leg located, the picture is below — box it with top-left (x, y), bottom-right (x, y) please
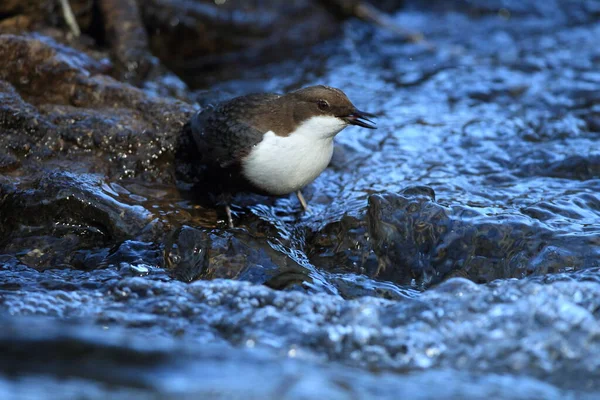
top-left (216, 192), bottom-right (235, 228)
top-left (224, 205), bottom-right (234, 228)
top-left (59, 0), bottom-right (81, 36)
top-left (296, 190), bottom-right (309, 211)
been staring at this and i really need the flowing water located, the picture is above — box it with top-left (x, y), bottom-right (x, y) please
top-left (1, 0), bottom-right (599, 398)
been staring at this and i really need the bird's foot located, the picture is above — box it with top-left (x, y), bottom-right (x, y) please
top-left (224, 204), bottom-right (234, 228)
top-left (296, 190), bottom-right (310, 213)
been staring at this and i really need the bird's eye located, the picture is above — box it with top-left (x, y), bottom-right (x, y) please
top-left (317, 100), bottom-right (330, 110)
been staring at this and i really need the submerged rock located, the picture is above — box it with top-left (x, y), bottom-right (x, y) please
top-left (164, 225), bottom-right (334, 293)
top-left (306, 214), bottom-right (378, 276)
top-left (367, 186), bottom-right (600, 287)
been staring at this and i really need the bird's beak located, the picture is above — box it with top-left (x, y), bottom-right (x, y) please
top-left (343, 109), bottom-right (377, 129)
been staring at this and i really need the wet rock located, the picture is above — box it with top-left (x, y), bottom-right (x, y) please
top-left (367, 186), bottom-right (600, 287)
top-left (0, 33), bottom-right (193, 182)
top-left (99, 0), bottom-right (158, 84)
top-left (207, 230), bottom-right (310, 288)
top-left (0, 150), bottom-right (19, 172)
top-left (0, 1), bottom-right (62, 32)
top-left (163, 225), bottom-right (210, 282)
top-left (163, 225), bottom-right (325, 291)
top-left (0, 1), bottom-right (375, 89)
top-left (325, 272), bottom-right (419, 300)
top-left (0, 171), bottom-right (155, 270)
top-left (141, 0), bottom-right (341, 87)
top-left (306, 214), bottom-right (378, 276)
top-left (104, 240), bottom-right (163, 270)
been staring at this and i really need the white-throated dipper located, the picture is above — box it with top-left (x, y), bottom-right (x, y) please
top-left (190, 85), bottom-right (376, 227)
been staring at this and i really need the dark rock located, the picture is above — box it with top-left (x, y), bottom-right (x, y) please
top-left (0, 33), bottom-right (193, 182)
top-left (163, 225), bottom-right (325, 291)
top-left (367, 187), bottom-right (600, 287)
top-left (104, 240), bottom-right (163, 270)
top-left (141, 0), bottom-right (341, 87)
top-left (0, 151), bottom-right (19, 172)
top-left (0, 171), bottom-right (153, 270)
top-left (0, 1), bottom-right (360, 89)
top-left (98, 0), bottom-right (158, 84)
top-left (163, 225), bottom-right (210, 282)
top-left (306, 214), bottom-right (378, 276)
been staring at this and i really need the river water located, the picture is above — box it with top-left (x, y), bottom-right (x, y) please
top-left (1, 0), bottom-right (599, 398)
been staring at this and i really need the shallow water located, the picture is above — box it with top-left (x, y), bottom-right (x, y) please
top-left (1, 0), bottom-right (600, 398)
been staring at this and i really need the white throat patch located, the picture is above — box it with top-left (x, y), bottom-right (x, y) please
top-left (242, 116), bottom-right (347, 195)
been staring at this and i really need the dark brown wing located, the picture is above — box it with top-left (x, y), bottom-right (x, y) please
top-left (191, 93), bottom-right (280, 168)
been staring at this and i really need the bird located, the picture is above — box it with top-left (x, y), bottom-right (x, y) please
top-left (189, 85), bottom-right (376, 227)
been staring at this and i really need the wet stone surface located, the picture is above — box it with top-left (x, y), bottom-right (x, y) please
top-left (367, 186), bottom-right (600, 287)
top-left (1, 0), bottom-right (600, 398)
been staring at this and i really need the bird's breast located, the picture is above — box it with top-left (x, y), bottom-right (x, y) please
top-left (241, 131), bottom-right (334, 195)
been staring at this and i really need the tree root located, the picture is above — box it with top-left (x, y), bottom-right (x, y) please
top-left (98, 0), bottom-right (158, 84)
top-left (322, 0), bottom-right (433, 47)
